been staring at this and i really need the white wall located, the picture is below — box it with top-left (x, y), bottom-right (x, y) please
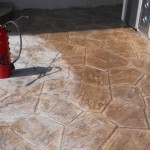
top-left (0, 0), bottom-right (123, 10)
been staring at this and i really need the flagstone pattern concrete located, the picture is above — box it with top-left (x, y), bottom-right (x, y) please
top-left (0, 5), bottom-right (150, 150)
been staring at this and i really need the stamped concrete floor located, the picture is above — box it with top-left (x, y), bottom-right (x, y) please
top-left (1, 5), bottom-right (150, 150)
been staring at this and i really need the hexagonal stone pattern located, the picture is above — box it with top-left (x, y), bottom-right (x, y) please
top-left (64, 81), bottom-right (111, 112)
top-left (70, 65), bottom-right (109, 86)
top-left (136, 49), bottom-right (150, 60)
top-left (36, 94), bottom-right (82, 124)
top-left (102, 129), bottom-right (150, 150)
top-left (68, 31), bottom-right (91, 46)
top-left (61, 44), bottom-right (85, 58)
top-left (86, 49), bottom-right (128, 70)
top-left (0, 88), bottom-right (8, 101)
top-left (1, 5), bottom-right (150, 150)
top-left (69, 36), bottom-right (104, 50)
top-left (48, 32), bottom-right (69, 43)
top-left (42, 79), bottom-right (66, 95)
top-left (109, 68), bottom-right (143, 85)
top-left (145, 97), bottom-right (150, 126)
top-left (112, 85), bottom-right (144, 108)
top-left (0, 67), bottom-right (45, 95)
top-left (104, 39), bottom-right (136, 58)
top-left (26, 46), bottom-right (58, 67)
top-left (132, 37), bottom-right (150, 50)
top-left (62, 56), bottom-right (85, 66)
top-left (130, 59), bottom-right (150, 73)
top-left (137, 74), bottom-right (150, 97)
top-left (0, 88), bottom-right (7, 97)
top-left (0, 126), bottom-right (38, 150)
top-left (62, 112), bottom-right (116, 150)
top-left (19, 82), bottom-right (44, 96)
top-left (0, 94), bottom-right (39, 123)
top-left (0, 76), bottom-right (33, 93)
top-left (12, 115), bottom-right (64, 150)
top-left (87, 28), bottom-right (114, 41)
top-left (103, 100), bottom-right (148, 128)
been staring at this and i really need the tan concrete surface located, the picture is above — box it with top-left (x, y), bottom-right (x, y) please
top-left (0, 5), bottom-right (150, 150)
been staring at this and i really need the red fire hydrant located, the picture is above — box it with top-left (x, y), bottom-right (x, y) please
top-left (0, 25), bottom-right (12, 78)
top-left (0, 21), bottom-right (22, 79)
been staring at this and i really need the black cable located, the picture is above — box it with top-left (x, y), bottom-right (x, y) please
top-left (5, 21), bottom-right (22, 64)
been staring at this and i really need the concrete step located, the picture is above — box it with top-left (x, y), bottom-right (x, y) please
top-left (0, 2), bottom-right (14, 24)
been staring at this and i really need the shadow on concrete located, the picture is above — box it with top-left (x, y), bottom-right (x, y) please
top-left (8, 4), bottom-right (129, 35)
top-left (11, 67), bottom-right (52, 77)
top-left (11, 66), bottom-right (62, 85)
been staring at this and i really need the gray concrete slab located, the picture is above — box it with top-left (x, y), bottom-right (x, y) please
top-left (0, 0), bottom-right (123, 10)
top-left (0, 2), bottom-right (13, 23)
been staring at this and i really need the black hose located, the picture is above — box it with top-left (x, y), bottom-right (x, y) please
top-left (5, 21), bottom-right (22, 64)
